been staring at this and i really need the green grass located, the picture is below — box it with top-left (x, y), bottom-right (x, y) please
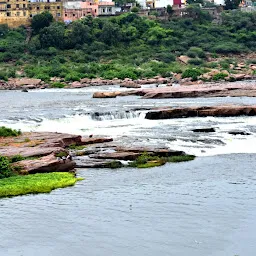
top-left (68, 144), bottom-right (86, 150)
top-left (129, 153), bottom-right (196, 168)
top-left (137, 161), bottom-right (164, 168)
top-left (0, 172), bottom-right (82, 198)
top-left (0, 126), bottom-right (21, 137)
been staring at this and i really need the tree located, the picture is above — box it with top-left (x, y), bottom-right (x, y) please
top-left (31, 12), bottom-right (53, 34)
top-left (166, 4), bottom-right (174, 20)
top-left (186, 0), bottom-right (204, 4)
top-left (224, 0), bottom-right (240, 9)
top-left (99, 22), bottom-right (122, 45)
top-left (39, 23), bottom-right (65, 49)
top-left (131, 6), bottom-right (139, 13)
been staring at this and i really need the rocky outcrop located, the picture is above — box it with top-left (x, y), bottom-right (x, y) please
top-left (13, 154), bottom-right (76, 174)
top-left (0, 132), bottom-right (113, 174)
top-left (145, 105), bottom-right (256, 120)
top-left (81, 137), bottom-right (113, 145)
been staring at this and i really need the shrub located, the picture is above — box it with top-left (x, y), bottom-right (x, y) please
top-left (50, 82), bottom-right (66, 88)
top-left (65, 72), bottom-right (82, 82)
top-left (0, 155), bottom-right (12, 179)
top-left (9, 155), bottom-right (25, 163)
top-left (188, 58), bottom-right (204, 66)
top-left (212, 72), bottom-right (228, 81)
top-left (182, 68), bottom-right (202, 80)
top-left (0, 126), bottom-right (21, 137)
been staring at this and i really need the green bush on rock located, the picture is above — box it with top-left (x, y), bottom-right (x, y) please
top-left (0, 126), bottom-right (21, 137)
top-left (0, 155), bottom-right (13, 179)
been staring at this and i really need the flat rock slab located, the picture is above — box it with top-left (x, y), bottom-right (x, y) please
top-left (81, 137), bottom-right (113, 145)
top-left (13, 154), bottom-right (76, 174)
top-left (0, 146), bottom-right (66, 158)
top-left (116, 147), bottom-right (185, 157)
top-left (0, 132), bottom-right (82, 157)
top-left (90, 152), bottom-right (141, 161)
top-left (75, 157), bottom-right (121, 168)
top-left (145, 105), bottom-right (256, 120)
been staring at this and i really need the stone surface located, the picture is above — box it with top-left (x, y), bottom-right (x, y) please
top-left (81, 137), bottom-right (113, 145)
top-left (90, 152), bottom-right (141, 160)
top-left (145, 105), bottom-right (256, 120)
top-left (13, 154), bottom-right (76, 174)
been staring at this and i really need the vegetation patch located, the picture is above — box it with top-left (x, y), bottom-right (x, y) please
top-left (0, 126), bottom-right (21, 137)
top-left (0, 172), bottom-right (82, 198)
top-left (68, 144), bottom-right (86, 150)
top-left (129, 153), bottom-right (195, 168)
top-left (0, 155), bottom-right (13, 179)
top-left (106, 161), bottom-right (124, 169)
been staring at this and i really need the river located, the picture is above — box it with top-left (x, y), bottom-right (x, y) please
top-left (0, 86), bottom-right (256, 255)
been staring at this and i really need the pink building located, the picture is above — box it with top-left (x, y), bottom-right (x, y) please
top-left (63, 0), bottom-right (115, 23)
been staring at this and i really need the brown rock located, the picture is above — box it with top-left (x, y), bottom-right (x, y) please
top-left (145, 105), bottom-right (256, 120)
top-left (93, 92), bottom-right (118, 98)
top-left (90, 152), bottom-right (141, 160)
top-left (178, 55), bottom-right (191, 64)
top-left (81, 137), bottom-right (113, 145)
top-left (120, 82), bottom-right (141, 88)
top-left (13, 153), bottom-right (75, 174)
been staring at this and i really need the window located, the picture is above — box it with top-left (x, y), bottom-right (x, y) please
top-left (16, 4), bottom-right (19, 8)
top-left (17, 11), bottom-right (20, 16)
top-left (7, 4), bottom-right (11, 8)
top-left (73, 13), bottom-right (75, 16)
top-left (65, 13), bottom-right (67, 16)
top-left (56, 12), bottom-right (60, 16)
top-left (57, 6), bottom-right (60, 9)
top-left (37, 6), bottom-right (39, 10)
top-left (7, 12), bottom-right (10, 16)
top-left (95, 9), bottom-right (97, 12)
top-left (102, 8), bottom-right (105, 12)
top-left (30, 14), bottom-right (32, 17)
top-left (108, 8), bottom-right (111, 12)
top-left (23, 11), bottom-right (26, 16)
top-left (23, 4), bottom-right (25, 7)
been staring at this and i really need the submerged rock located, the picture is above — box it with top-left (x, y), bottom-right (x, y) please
top-left (228, 130), bottom-right (251, 136)
top-left (192, 128), bottom-right (216, 133)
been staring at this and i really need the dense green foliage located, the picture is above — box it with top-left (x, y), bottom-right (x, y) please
top-left (129, 153), bottom-right (196, 168)
top-left (0, 172), bottom-right (82, 198)
top-left (0, 126), bottom-right (21, 137)
top-left (0, 155), bottom-right (12, 179)
top-left (0, 11), bottom-right (256, 81)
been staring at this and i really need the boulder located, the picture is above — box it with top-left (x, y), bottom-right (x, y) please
top-left (192, 128), bottom-right (216, 133)
top-left (120, 82), bottom-right (141, 88)
top-left (231, 74), bottom-right (246, 80)
top-left (13, 153), bottom-right (76, 174)
top-left (228, 130), bottom-right (251, 136)
top-left (93, 92), bottom-right (118, 98)
top-left (81, 137), bottom-right (113, 145)
top-left (178, 55), bottom-right (191, 64)
top-left (11, 78), bottom-right (41, 87)
top-left (71, 81), bottom-right (84, 88)
top-left (90, 152), bottom-right (141, 160)
top-left (145, 105), bottom-right (256, 120)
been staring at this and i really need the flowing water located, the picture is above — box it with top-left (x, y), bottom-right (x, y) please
top-left (0, 86), bottom-right (256, 255)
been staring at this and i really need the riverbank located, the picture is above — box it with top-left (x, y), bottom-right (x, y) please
top-left (1, 72), bottom-right (256, 91)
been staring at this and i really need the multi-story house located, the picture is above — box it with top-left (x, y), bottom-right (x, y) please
top-left (0, 0), bottom-right (63, 27)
